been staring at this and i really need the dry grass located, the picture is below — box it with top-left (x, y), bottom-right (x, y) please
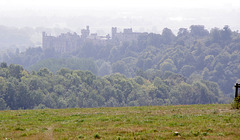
top-left (0, 104), bottom-right (240, 139)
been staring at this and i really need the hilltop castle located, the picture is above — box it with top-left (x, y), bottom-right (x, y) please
top-left (112, 27), bottom-right (147, 42)
top-left (42, 26), bottom-right (147, 54)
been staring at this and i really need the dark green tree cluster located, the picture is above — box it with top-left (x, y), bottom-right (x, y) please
top-left (0, 63), bottom-right (226, 110)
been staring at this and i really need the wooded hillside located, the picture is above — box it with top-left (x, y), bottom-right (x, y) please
top-left (1, 25), bottom-right (239, 105)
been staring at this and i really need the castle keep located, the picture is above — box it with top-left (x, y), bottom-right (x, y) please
top-left (42, 26), bottom-right (147, 54)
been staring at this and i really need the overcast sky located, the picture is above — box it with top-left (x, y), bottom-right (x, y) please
top-left (1, 0), bottom-right (240, 9)
top-left (0, 0), bottom-right (240, 34)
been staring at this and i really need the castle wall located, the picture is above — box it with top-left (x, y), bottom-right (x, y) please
top-left (111, 27), bottom-right (148, 43)
top-left (42, 26), bottom-right (148, 54)
top-left (42, 32), bottom-right (83, 54)
top-left (113, 32), bottom-right (147, 42)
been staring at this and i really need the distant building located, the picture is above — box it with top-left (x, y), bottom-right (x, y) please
top-left (81, 25), bottom-right (90, 39)
top-left (42, 31), bottom-right (81, 53)
top-left (42, 26), bottom-right (148, 54)
top-left (111, 27), bottom-right (148, 42)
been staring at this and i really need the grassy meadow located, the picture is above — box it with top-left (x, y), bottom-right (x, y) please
top-left (0, 104), bottom-right (240, 139)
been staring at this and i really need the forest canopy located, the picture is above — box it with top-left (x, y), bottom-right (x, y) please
top-left (0, 63), bottom-right (227, 110)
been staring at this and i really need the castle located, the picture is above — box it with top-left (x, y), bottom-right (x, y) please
top-left (42, 26), bottom-right (147, 53)
top-left (112, 27), bottom-right (147, 42)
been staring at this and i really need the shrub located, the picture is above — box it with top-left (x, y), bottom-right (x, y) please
top-left (94, 133), bottom-right (101, 139)
top-left (231, 96), bottom-right (240, 109)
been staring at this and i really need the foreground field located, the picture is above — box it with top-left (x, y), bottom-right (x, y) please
top-left (0, 104), bottom-right (240, 139)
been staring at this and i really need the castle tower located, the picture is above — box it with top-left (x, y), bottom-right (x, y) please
top-left (42, 32), bottom-right (46, 49)
top-left (81, 26), bottom-right (90, 39)
top-left (112, 27), bottom-right (117, 39)
top-left (86, 26), bottom-right (89, 31)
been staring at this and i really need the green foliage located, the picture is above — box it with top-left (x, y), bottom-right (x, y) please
top-left (159, 59), bottom-right (177, 72)
top-left (162, 28), bottom-right (175, 44)
top-left (0, 63), bottom-right (227, 110)
top-left (9, 64), bottom-right (24, 79)
top-left (29, 57), bottom-right (98, 75)
top-left (94, 133), bottom-right (101, 139)
top-left (190, 25), bottom-right (209, 37)
top-left (231, 96), bottom-right (240, 109)
top-left (0, 98), bottom-right (7, 110)
top-left (112, 61), bottom-right (128, 75)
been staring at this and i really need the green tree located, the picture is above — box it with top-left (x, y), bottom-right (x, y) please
top-left (0, 98), bottom-right (7, 110)
top-left (210, 28), bottom-right (221, 43)
top-left (29, 89), bottom-right (44, 107)
top-left (162, 28), bottom-right (175, 44)
top-left (193, 81), bottom-right (217, 104)
top-left (37, 68), bottom-right (52, 77)
top-left (16, 82), bottom-right (30, 109)
top-left (170, 83), bottom-right (194, 105)
top-left (177, 28), bottom-right (189, 37)
top-left (221, 25), bottom-right (232, 42)
top-left (4, 81), bottom-right (17, 109)
top-left (180, 65), bottom-right (195, 77)
top-left (0, 62), bottom-right (8, 68)
top-left (0, 77), bottom-right (7, 98)
top-left (159, 59), bottom-right (177, 72)
top-left (98, 62), bottom-right (112, 76)
top-left (9, 64), bottom-right (24, 79)
top-left (112, 61), bottom-right (128, 75)
top-left (190, 25), bottom-right (209, 37)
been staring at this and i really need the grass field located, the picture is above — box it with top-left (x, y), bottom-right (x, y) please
top-left (0, 104), bottom-right (240, 139)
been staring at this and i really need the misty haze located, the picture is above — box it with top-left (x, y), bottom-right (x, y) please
top-left (1, 0), bottom-right (240, 139)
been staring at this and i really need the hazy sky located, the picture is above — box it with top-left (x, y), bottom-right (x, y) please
top-left (1, 0), bottom-right (240, 9)
top-left (0, 0), bottom-right (240, 34)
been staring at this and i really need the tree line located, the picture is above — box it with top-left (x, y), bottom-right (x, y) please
top-left (0, 63), bottom-right (227, 110)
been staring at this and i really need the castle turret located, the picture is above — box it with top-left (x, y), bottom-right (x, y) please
top-left (81, 26), bottom-right (90, 39)
top-left (112, 27), bottom-right (117, 39)
top-left (42, 32), bottom-right (46, 37)
top-left (42, 32), bottom-right (46, 49)
top-left (124, 28), bottom-right (132, 34)
top-left (86, 25), bottom-right (89, 31)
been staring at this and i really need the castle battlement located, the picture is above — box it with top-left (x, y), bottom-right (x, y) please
top-left (42, 26), bottom-right (148, 54)
top-left (111, 27), bottom-right (147, 42)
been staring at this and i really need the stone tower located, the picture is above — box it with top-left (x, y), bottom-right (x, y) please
top-left (112, 27), bottom-right (117, 39)
top-left (42, 32), bottom-right (46, 49)
top-left (81, 26), bottom-right (90, 39)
